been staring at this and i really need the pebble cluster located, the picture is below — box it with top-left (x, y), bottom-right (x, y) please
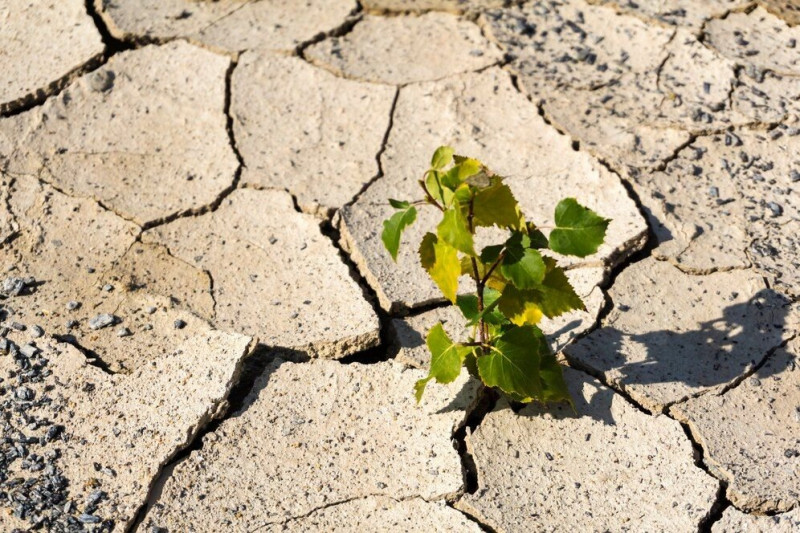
top-left (1, 278), bottom-right (113, 531)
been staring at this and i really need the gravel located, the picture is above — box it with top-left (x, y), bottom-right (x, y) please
top-left (0, 337), bottom-right (115, 531)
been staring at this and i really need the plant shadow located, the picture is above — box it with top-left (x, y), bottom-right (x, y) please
top-left (512, 288), bottom-right (792, 426)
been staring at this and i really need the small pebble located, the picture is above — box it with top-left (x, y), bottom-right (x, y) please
top-left (173, 319), bottom-right (187, 330)
top-left (30, 325), bottom-right (44, 338)
top-left (708, 186), bottom-right (719, 198)
top-left (66, 319), bottom-right (79, 330)
top-left (1, 277), bottom-right (26, 296)
top-left (748, 376), bottom-right (761, 387)
top-left (102, 284), bottom-right (114, 292)
top-left (87, 69), bottom-right (114, 93)
top-left (767, 202), bottom-right (783, 217)
top-left (790, 169), bottom-right (800, 183)
top-left (88, 314), bottom-right (117, 330)
top-left (15, 386), bottom-right (34, 401)
top-left (146, 306), bottom-right (157, 315)
top-left (116, 327), bottom-right (132, 338)
top-left (66, 301), bottom-right (80, 311)
top-left (78, 513), bottom-right (101, 524)
top-left (20, 344), bottom-right (40, 358)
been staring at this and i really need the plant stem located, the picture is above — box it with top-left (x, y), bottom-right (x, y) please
top-left (467, 195), bottom-right (488, 352)
top-left (418, 177), bottom-right (444, 212)
top-left (481, 249), bottom-right (505, 286)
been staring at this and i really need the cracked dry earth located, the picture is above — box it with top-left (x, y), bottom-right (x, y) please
top-left (1, 1), bottom-right (800, 532)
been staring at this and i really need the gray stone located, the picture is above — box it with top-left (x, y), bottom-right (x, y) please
top-left (143, 359), bottom-right (477, 529)
top-left (1, 276), bottom-right (26, 297)
top-left (89, 313), bottom-right (117, 331)
top-left (705, 7), bottom-right (800, 77)
top-left (713, 506), bottom-right (800, 532)
top-left (340, 67), bottom-right (645, 312)
top-left (565, 258), bottom-right (792, 412)
top-left (0, 42), bottom-right (237, 226)
top-left (0, 0), bottom-right (103, 114)
top-left (260, 496), bottom-right (482, 531)
top-left (233, 52), bottom-right (395, 216)
top-left (19, 343), bottom-right (40, 358)
top-left (672, 340), bottom-right (800, 513)
top-left (0, 332), bottom-right (253, 531)
top-left (94, 0), bottom-right (356, 53)
top-left (305, 13), bottom-right (502, 85)
top-left (455, 368), bottom-right (719, 532)
top-left (143, 188), bottom-right (380, 359)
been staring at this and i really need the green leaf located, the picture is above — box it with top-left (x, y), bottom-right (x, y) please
top-left (477, 325), bottom-right (544, 401)
top-left (526, 223), bottom-right (549, 249)
top-left (537, 257), bottom-right (585, 317)
top-left (419, 233), bottom-right (460, 303)
top-left (467, 297), bottom-right (505, 327)
top-left (440, 167), bottom-right (461, 189)
top-left (437, 205), bottom-right (476, 256)
top-left (427, 323), bottom-right (469, 383)
top-left (456, 288), bottom-right (504, 325)
top-left (389, 198), bottom-right (410, 209)
top-left (453, 184), bottom-right (472, 205)
top-left (425, 171), bottom-right (453, 206)
top-left (480, 244), bottom-right (504, 265)
top-left (431, 146), bottom-right (454, 170)
top-left (549, 198), bottom-right (609, 257)
top-left (464, 349), bottom-right (480, 379)
top-left (496, 284), bottom-right (544, 326)
top-left (415, 323), bottom-right (471, 403)
top-left (473, 179), bottom-right (522, 229)
top-left (539, 351), bottom-right (572, 405)
top-left (495, 258), bottom-right (584, 323)
top-left (414, 377), bottom-right (431, 403)
top-left (501, 247), bottom-right (545, 289)
top-left (457, 158), bottom-right (482, 181)
top-left (381, 204), bottom-right (417, 261)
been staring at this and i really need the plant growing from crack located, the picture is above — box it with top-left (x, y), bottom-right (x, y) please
top-left (382, 146), bottom-right (609, 405)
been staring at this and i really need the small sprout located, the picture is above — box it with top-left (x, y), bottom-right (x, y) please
top-left (381, 146), bottom-right (609, 406)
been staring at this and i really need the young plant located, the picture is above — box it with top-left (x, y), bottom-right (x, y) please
top-left (381, 146), bottom-right (609, 405)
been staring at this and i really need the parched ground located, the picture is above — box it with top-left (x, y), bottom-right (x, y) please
top-left (1, 1), bottom-right (799, 531)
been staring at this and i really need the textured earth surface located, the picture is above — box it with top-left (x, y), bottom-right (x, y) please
top-left (1, 1), bottom-right (799, 531)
